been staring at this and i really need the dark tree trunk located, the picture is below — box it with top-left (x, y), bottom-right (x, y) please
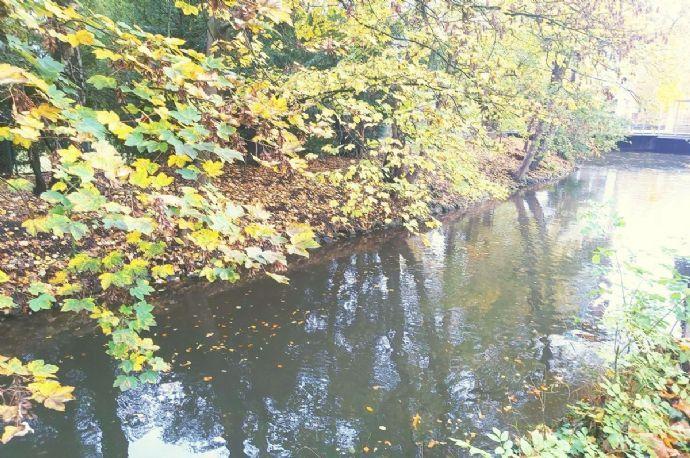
top-left (382, 122), bottom-right (406, 183)
top-left (0, 140), bottom-right (15, 176)
top-left (0, 97), bottom-right (14, 176)
top-left (29, 148), bottom-right (46, 195)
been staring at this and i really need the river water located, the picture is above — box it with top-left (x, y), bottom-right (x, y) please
top-left (1, 152), bottom-right (689, 457)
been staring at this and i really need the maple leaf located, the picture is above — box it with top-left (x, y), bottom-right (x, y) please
top-left (65, 29), bottom-right (95, 47)
top-left (28, 380), bottom-right (75, 411)
top-left (412, 413), bottom-right (421, 430)
top-left (202, 160), bottom-right (224, 178)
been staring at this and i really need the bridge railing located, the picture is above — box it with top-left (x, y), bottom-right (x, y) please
top-left (628, 123), bottom-right (690, 136)
top-left (628, 123), bottom-right (666, 135)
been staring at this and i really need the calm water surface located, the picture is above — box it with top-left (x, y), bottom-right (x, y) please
top-left (1, 152), bottom-right (690, 457)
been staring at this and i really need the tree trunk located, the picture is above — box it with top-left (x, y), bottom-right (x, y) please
top-left (515, 119), bottom-right (546, 181)
top-left (515, 62), bottom-right (565, 180)
top-left (0, 98), bottom-right (14, 176)
top-left (0, 140), bottom-right (15, 176)
top-left (29, 148), bottom-right (46, 195)
top-left (529, 122), bottom-right (558, 171)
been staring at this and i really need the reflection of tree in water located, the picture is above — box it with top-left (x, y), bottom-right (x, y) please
top-left (223, 177), bottom-right (608, 454)
top-left (0, 166), bottom-right (625, 456)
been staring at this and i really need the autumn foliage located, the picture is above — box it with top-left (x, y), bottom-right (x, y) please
top-left (0, 0), bottom-right (651, 443)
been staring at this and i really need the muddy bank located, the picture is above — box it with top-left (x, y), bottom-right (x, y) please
top-left (0, 142), bottom-right (573, 324)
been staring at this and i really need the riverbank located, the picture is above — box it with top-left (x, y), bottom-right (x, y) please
top-left (454, 260), bottom-right (690, 457)
top-left (2, 151), bottom-right (689, 455)
top-left (0, 138), bottom-right (573, 316)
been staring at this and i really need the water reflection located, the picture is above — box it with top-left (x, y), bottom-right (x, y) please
top-left (2, 152), bottom-right (690, 456)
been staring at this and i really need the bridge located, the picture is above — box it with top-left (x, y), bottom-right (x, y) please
top-left (619, 124), bottom-right (690, 154)
top-left (619, 99), bottom-right (690, 154)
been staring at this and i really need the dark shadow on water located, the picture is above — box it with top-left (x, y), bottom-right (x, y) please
top-left (2, 152), bottom-right (690, 456)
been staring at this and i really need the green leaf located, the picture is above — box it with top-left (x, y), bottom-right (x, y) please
top-left (27, 360), bottom-right (59, 378)
top-left (170, 106), bottom-right (201, 125)
top-left (120, 360), bottom-right (134, 373)
top-left (28, 282), bottom-right (50, 295)
top-left (74, 115), bottom-right (106, 140)
top-left (43, 214), bottom-right (78, 238)
top-left (66, 187), bottom-right (107, 212)
top-left (41, 190), bottom-right (69, 205)
top-left (0, 295), bottom-right (16, 310)
top-left (68, 253), bottom-right (102, 273)
top-left (69, 221), bottom-right (89, 241)
top-left (5, 178), bottom-right (33, 192)
top-left (87, 74), bottom-right (117, 90)
top-left (176, 167), bottom-right (199, 180)
top-left (214, 146), bottom-right (243, 163)
top-left (133, 300), bottom-right (154, 316)
top-left (29, 293), bottom-right (56, 312)
top-left (148, 357), bottom-right (169, 372)
top-left (216, 122), bottom-right (236, 140)
top-left (129, 280), bottom-right (154, 300)
top-left (102, 250), bottom-right (125, 269)
top-left (113, 375), bottom-right (139, 391)
top-left (65, 162), bottom-right (95, 183)
top-left (102, 215), bottom-right (154, 235)
top-left (124, 131), bottom-right (145, 147)
top-left (139, 370), bottom-right (159, 384)
top-left (35, 55), bottom-right (64, 82)
top-left (61, 297), bottom-right (96, 313)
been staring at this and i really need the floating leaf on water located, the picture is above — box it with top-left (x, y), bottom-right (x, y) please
top-left (412, 413), bottom-right (421, 430)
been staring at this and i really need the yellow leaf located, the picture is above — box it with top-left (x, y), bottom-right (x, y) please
top-left (12, 134), bottom-right (33, 149)
top-left (412, 413), bottom-right (421, 430)
top-left (65, 29), bottom-right (95, 47)
top-left (51, 181), bottom-right (68, 192)
top-left (0, 405), bottom-right (18, 423)
top-left (93, 49), bottom-right (122, 61)
top-left (168, 154), bottom-right (191, 168)
top-left (188, 228), bottom-right (221, 251)
top-left (1, 425), bottom-right (22, 444)
top-left (58, 145), bottom-right (81, 163)
top-left (129, 168), bottom-right (151, 188)
top-left (177, 219), bottom-right (197, 230)
top-left (49, 270), bottom-right (68, 285)
top-left (0, 270), bottom-right (9, 284)
top-left (174, 0), bottom-right (199, 16)
top-left (28, 380), bottom-right (75, 411)
top-left (267, 272), bottom-right (289, 284)
top-left (175, 60), bottom-right (204, 79)
top-left (30, 103), bottom-right (61, 121)
top-left (152, 264), bottom-right (175, 278)
top-left (110, 121), bottom-right (133, 140)
top-left (0, 63), bottom-right (29, 85)
top-left (1, 358), bottom-right (29, 376)
top-left (96, 110), bottom-right (119, 126)
top-left (132, 355), bottom-right (146, 371)
top-left (150, 173), bottom-right (173, 189)
top-left (126, 231), bottom-right (142, 244)
top-left (202, 160), bottom-right (224, 178)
